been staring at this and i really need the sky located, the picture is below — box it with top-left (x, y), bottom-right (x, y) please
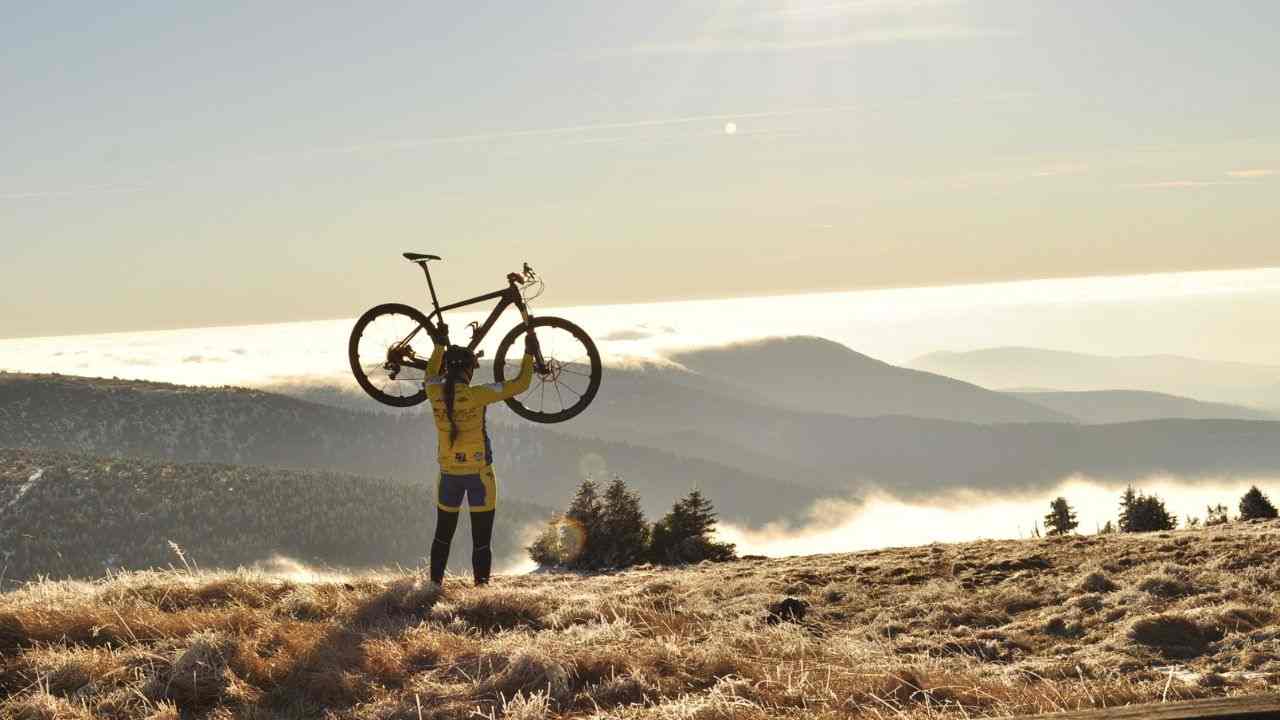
top-left (4, 1), bottom-right (1280, 338)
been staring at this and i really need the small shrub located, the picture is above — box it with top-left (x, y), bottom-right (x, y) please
top-left (1073, 593), bottom-right (1104, 613)
top-left (1043, 615), bottom-right (1081, 637)
top-left (1127, 613), bottom-right (1222, 659)
top-left (454, 589), bottom-right (551, 632)
top-left (148, 631), bottom-right (234, 709)
top-left (476, 650), bottom-right (571, 704)
top-left (1206, 504), bottom-right (1231, 526)
top-left (1137, 573), bottom-right (1196, 599)
top-left (1, 691), bottom-right (94, 720)
top-left (1076, 571), bottom-right (1118, 594)
top-left (1215, 606), bottom-right (1274, 632)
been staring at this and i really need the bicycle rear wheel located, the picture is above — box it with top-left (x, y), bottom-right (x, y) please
top-left (493, 316), bottom-right (601, 423)
top-left (348, 303), bottom-right (433, 407)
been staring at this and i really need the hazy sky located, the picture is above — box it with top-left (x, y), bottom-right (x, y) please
top-left (4, 1), bottom-right (1279, 337)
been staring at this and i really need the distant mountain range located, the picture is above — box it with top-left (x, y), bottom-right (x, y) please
top-left (253, 338), bottom-right (1280, 497)
top-left (669, 337), bottom-right (1072, 423)
top-left (913, 347), bottom-right (1280, 410)
top-left (11, 336), bottom-right (1280, 538)
top-left (1008, 389), bottom-right (1275, 424)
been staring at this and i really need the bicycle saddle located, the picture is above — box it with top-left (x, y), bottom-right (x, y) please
top-left (403, 252), bottom-right (441, 262)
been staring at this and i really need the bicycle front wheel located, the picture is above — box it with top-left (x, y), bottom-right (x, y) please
top-left (348, 302), bottom-right (433, 407)
top-left (494, 316), bottom-right (601, 423)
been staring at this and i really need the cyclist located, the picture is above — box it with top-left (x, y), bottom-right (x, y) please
top-left (423, 327), bottom-right (538, 587)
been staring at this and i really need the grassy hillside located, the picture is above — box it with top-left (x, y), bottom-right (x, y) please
top-left (0, 448), bottom-right (552, 586)
top-left (0, 373), bottom-right (820, 523)
top-left (3, 520), bottom-right (1277, 719)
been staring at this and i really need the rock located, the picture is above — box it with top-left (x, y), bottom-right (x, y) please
top-left (766, 597), bottom-right (809, 625)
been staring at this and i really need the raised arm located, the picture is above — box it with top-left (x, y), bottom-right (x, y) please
top-left (424, 323), bottom-right (447, 379)
top-left (472, 353), bottom-right (534, 404)
top-left (471, 333), bottom-right (539, 405)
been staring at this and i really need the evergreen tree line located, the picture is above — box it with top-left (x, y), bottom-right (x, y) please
top-left (528, 476), bottom-right (737, 570)
top-left (1041, 484), bottom-right (1278, 536)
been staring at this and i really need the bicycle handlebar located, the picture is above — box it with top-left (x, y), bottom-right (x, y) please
top-left (508, 261), bottom-right (537, 286)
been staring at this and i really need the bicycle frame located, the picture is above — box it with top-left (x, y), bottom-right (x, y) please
top-left (397, 262), bottom-right (541, 369)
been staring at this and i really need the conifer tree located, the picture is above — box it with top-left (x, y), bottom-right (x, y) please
top-left (1239, 486), bottom-right (1279, 520)
top-left (650, 489), bottom-right (736, 564)
top-left (599, 475), bottom-right (650, 568)
top-left (1118, 486), bottom-right (1138, 533)
top-left (1125, 492), bottom-right (1176, 532)
top-left (1044, 497), bottom-right (1079, 536)
top-left (564, 477), bottom-right (605, 568)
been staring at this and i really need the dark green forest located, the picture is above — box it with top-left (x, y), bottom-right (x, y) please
top-left (0, 448), bottom-right (552, 587)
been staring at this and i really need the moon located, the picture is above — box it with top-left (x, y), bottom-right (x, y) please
top-left (724, 122), bottom-right (737, 135)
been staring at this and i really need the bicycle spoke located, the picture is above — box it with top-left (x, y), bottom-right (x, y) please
top-left (518, 385), bottom-right (535, 403)
top-left (539, 380), bottom-right (546, 412)
top-left (553, 381), bottom-right (565, 412)
top-left (559, 367), bottom-right (591, 378)
top-left (558, 381), bottom-right (582, 399)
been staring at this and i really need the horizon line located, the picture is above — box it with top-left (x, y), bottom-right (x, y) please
top-left (3, 264), bottom-right (1280, 343)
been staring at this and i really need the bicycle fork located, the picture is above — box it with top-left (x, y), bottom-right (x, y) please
top-left (516, 303), bottom-right (549, 375)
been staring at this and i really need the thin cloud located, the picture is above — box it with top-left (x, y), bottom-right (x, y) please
top-left (181, 355), bottom-right (227, 364)
top-left (1128, 180), bottom-right (1246, 189)
top-left (1226, 168), bottom-right (1275, 178)
top-left (595, 25), bottom-right (1012, 57)
top-left (1030, 162), bottom-right (1089, 178)
top-left (942, 160), bottom-right (1089, 189)
top-left (1, 183), bottom-right (148, 201)
top-left (304, 105), bottom-right (864, 156)
top-left (766, 0), bottom-right (964, 19)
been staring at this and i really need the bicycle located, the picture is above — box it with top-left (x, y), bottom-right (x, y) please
top-left (348, 253), bottom-right (602, 423)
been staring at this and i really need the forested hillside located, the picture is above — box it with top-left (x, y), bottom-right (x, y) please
top-left (0, 373), bottom-right (816, 523)
top-left (0, 448), bottom-right (552, 586)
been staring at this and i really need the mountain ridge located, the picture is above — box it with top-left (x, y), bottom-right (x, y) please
top-left (912, 347), bottom-right (1280, 409)
top-left (1010, 389), bottom-right (1275, 423)
top-left (668, 336), bottom-right (1074, 423)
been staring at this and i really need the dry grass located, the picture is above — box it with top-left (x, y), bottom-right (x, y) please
top-left (3, 521), bottom-right (1279, 719)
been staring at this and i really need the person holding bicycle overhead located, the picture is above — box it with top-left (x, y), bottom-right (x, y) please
top-left (423, 327), bottom-right (539, 587)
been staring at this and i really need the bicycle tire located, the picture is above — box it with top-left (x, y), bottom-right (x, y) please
top-left (348, 302), bottom-right (434, 407)
top-left (493, 316), bottom-right (601, 423)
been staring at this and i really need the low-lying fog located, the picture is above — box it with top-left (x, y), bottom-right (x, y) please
top-left (6, 267), bottom-right (1280, 385)
top-left (717, 475), bottom-right (1273, 558)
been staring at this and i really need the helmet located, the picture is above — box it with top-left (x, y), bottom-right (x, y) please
top-left (444, 345), bottom-right (478, 375)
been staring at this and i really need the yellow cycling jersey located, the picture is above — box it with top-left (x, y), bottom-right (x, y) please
top-left (424, 344), bottom-right (534, 474)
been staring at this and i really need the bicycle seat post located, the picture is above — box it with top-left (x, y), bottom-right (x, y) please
top-left (420, 263), bottom-right (442, 314)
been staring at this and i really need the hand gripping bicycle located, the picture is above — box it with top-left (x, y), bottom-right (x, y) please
top-left (348, 253), bottom-right (602, 423)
